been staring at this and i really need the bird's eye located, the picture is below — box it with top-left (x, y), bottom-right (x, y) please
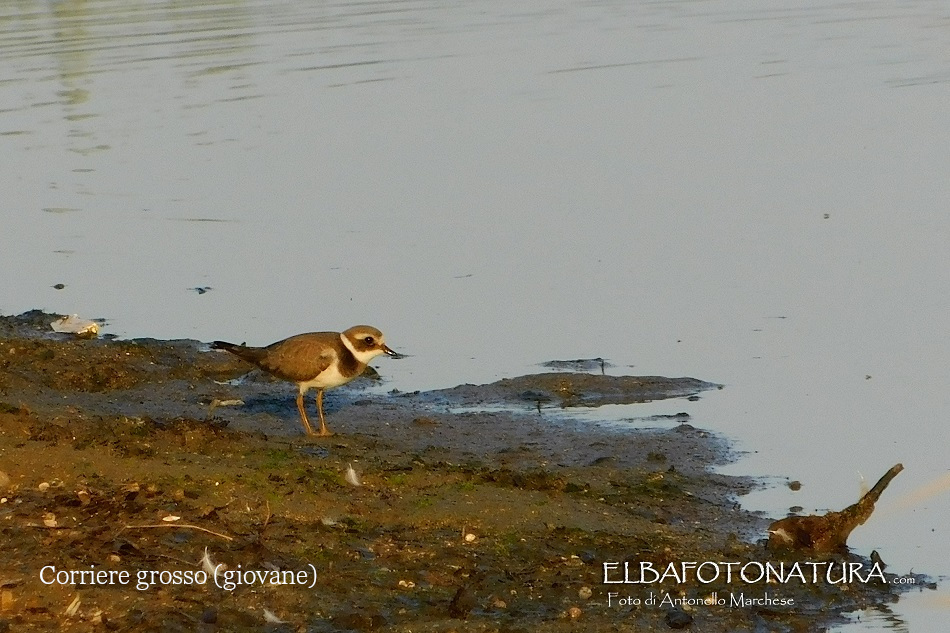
top-left (364, 336), bottom-right (374, 345)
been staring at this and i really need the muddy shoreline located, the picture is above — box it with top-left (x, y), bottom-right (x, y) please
top-left (0, 311), bottom-right (922, 631)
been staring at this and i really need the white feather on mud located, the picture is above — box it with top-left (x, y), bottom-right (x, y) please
top-left (262, 608), bottom-right (286, 624)
top-left (200, 547), bottom-right (225, 578)
top-left (64, 594), bottom-right (81, 617)
top-left (345, 463), bottom-right (361, 487)
top-left (209, 398), bottom-right (244, 407)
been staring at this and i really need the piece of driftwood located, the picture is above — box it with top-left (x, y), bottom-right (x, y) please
top-left (767, 463), bottom-right (903, 554)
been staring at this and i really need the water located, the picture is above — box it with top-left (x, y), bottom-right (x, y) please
top-left (2, 0), bottom-right (949, 629)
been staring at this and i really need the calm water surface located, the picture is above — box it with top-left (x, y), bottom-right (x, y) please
top-left (2, 0), bottom-right (949, 629)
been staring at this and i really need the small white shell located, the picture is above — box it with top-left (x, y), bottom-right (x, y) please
top-left (50, 315), bottom-right (99, 337)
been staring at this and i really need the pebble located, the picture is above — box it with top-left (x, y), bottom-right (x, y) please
top-left (449, 584), bottom-right (476, 618)
top-left (201, 607), bottom-right (217, 624)
top-left (666, 607), bottom-right (693, 629)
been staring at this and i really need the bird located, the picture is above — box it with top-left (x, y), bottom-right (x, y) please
top-left (212, 325), bottom-right (401, 437)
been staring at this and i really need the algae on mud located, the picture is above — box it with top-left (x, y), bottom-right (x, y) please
top-left (0, 311), bottom-right (924, 631)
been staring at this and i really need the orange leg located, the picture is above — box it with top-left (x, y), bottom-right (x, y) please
top-left (315, 389), bottom-right (333, 437)
top-left (296, 391), bottom-right (317, 436)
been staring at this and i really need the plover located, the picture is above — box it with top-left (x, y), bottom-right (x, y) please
top-left (212, 325), bottom-right (400, 436)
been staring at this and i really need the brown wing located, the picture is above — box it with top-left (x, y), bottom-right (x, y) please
top-left (256, 332), bottom-right (339, 382)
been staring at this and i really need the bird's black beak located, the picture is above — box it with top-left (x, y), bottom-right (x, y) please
top-left (383, 345), bottom-right (407, 359)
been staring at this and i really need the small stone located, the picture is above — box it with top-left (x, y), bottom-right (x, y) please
top-left (0, 591), bottom-right (14, 612)
top-left (567, 606), bottom-right (582, 619)
top-left (464, 533), bottom-right (476, 543)
top-left (334, 611), bottom-right (379, 630)
top-left (666, 607), bottom-right (693, 629)
top-left (788, 480), bottom-right (802, 491)
top-left (578, 586), bottom-right (593, 600)
top-left (38, 482), bottom-right (50, 492)
top-left (578, 550), bottom-right (597, 564)
top-left (449, 584), bottom-right (476, 619)
top-left (870, 550), bottom-right (886, 568)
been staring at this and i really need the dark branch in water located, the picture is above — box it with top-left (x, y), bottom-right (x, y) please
top-left (767, 464), bottom-right (904, 554)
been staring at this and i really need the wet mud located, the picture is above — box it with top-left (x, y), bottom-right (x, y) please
top-left (427, 373), bottom-right (721, 409)
top-left (0, 311), bottom-right (927, 631)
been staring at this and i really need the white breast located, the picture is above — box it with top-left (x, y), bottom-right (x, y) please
top-left (298, 362), bottom-right (356, 392)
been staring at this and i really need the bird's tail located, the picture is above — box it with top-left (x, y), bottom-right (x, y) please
top-left (212, 340), bottom-right (264, 364)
